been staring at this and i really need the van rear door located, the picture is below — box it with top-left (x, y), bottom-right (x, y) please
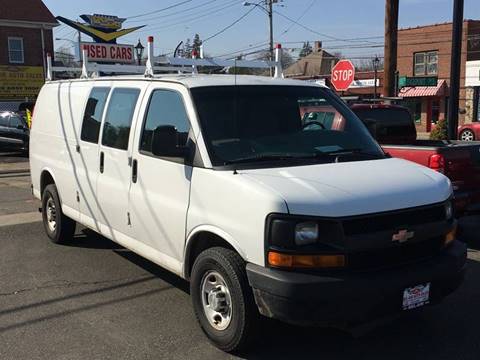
top-left (77, 86), bottom-right (111, 230)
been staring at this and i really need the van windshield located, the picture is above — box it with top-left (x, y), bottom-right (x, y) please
top-left (191, 86), bottom-right (384, 168)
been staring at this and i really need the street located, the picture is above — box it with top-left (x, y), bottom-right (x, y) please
top-left (0, 151), bottom-right (479, 360)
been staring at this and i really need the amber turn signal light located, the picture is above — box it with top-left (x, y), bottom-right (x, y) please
top-left (268, 251), bottom-right (346, 269)
top-left (444, 224), bottom-right (457, 246)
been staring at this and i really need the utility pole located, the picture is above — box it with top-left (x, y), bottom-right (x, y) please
top-left (267, 0), bottom-right (274, 64)
top-left (448, 0), bottom-right (464, 140)
top-left (383, 0), bottom-right (399, 97)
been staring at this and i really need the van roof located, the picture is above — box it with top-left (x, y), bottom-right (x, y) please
top-left (48, 74), bottom-right (325, 89)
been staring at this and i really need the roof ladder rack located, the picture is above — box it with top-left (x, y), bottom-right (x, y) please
top-left (45, 36), bottom-right (284, 80)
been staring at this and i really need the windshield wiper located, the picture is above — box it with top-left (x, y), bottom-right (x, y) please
top-left (322, 148), bottom-right (384, 159)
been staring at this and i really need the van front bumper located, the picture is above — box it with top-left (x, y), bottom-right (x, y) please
top-left (246, 240), bottom-right (466, 327)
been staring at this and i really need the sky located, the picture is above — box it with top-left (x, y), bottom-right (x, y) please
top-left (43, 0), bottom-right (480, 60)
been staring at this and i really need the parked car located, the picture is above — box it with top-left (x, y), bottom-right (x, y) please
top-left (30, 75), bottom-right (465, 352)
top-left (458, 122), bottom-right (480, 141)
top-left (350, 104), bottom-right (480, 216)
top-left (0, 111), bottom-right (29, 153)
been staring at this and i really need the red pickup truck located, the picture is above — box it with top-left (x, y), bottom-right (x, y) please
top-left (350, 104), bottom-right (480, 216)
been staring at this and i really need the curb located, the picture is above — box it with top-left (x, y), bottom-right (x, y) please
top-left (0, 168), bottom-right (30, 176)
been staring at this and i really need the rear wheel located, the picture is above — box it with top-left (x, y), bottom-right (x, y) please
top-left (460, 129), bottom-right (475, 141)
top-left (190, 247), bottom-right (259, 353)
top-left (41, 184), bottom-right (76, 244)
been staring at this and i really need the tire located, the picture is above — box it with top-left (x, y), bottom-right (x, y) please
top-left (190, 247), bottom-right (259, 353)
top-left (41, 184), bottom-right (76, 244)
top-left (460, 129), bottom-right (475, 141)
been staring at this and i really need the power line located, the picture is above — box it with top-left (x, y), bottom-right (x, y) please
top-left (203, 5), bottom-right (257, 43)
top-left (124, 0), bottom-right (220, 24)
top-left (126, 0), bottom-right (194, 19)
top-left (274, 10), bottom-right (380, 44)
top-left (132, 0), bottom-right (240, 34)
top-left (279, 0), bottom-right (316, 37)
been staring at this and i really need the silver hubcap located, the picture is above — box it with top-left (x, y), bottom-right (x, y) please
top-left (200, 271), bottom-right (232, 331)
top-left (46, 197), bottom-right (57, 232)
top-left (461, 130), bottom-right (474, 141)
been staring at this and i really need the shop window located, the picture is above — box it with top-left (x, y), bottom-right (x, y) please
top-left (414, 51), bottom-right (438, 76)
top-left (405, 99), bottom-right (422, 124)
top-left (431, 100), bottom-right (440, 123)
top-left (474, 87), bottom-right (480, 122)
top-left (8, 37), bottom-right (24, 64)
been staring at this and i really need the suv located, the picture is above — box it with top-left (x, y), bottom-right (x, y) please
top-left (30, 75), bottom-right (465, 352)
top-left (0, 111), bottom-right (29, 153)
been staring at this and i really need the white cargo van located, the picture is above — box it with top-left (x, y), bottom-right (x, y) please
top-left (30, 47), bottom-right (465, 352)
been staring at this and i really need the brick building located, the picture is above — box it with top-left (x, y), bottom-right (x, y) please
top-left (396, 20), bottom-right (480, 133)
top-left (0, 0), bottom-right (57, 109)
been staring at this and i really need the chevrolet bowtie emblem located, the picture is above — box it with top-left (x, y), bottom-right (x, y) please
top-left (392, 229), bottom-right (414, 243)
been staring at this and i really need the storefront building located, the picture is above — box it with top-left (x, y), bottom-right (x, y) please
top-left (396, 20), bottom-right (480, 133)
top-left (0, 0), bottom-right (58, 111)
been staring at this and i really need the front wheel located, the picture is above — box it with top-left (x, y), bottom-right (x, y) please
top-left (190, 247), bottom-right (259, 353)
top-left (460, 129), bottom-right (475, 141)
top-left (41, 184), bottom-right (76, 244)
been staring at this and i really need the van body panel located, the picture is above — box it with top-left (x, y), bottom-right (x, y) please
top-left (243, 158), bottom-right (451, 217)
top-left (96, 83), bottom-right (148, 239)
top-left (128, 83), bottom-right (196, 263)
top-left (186, 168), bottom-right (289, 267)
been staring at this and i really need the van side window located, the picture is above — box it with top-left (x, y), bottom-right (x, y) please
top-left (140, 90), bottom-right (190, 154)
top-left (102, 88), bottom-right (140, 150)
top-left (81, 87), bottom-right (110, 143)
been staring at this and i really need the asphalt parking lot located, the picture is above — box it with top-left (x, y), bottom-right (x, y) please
top-left (1, 151), bottom-right (480, 360)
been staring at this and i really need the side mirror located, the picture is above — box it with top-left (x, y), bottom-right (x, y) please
top-left (16, 124), bottom-right (26, 131)
top-left (151, 125), bottom-right (187, 158)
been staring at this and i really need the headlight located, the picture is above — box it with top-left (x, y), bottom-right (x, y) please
top-left (445, 201), bottom-right (454, 220)
top-left (295, 221), bottom-right (318, 246)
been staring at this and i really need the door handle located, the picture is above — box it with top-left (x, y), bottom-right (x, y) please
top-left (100, 151), bottom-right (104, 173)
top-left (132, 159), bottom-right (138, 183)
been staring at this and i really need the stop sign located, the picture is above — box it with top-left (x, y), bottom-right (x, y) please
top-left (331, 60), bottom-right (355, 91)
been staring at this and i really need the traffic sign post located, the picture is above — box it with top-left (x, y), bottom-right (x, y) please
top-left (331, 60), bottom-right (356, 92)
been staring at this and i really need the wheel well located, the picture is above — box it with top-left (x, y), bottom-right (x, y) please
top-left (40, 171), bottom-right (55, 196)
top-left (185, 232), bottom-right (236, 280)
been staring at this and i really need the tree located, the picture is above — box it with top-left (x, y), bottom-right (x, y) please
top-left (183, 38), bottom-right (192, 58)
top-left (299, 42), bottom-right (313, 58)
top-left (354, 56), bottom-right (384, 72)
top-left (254, 49), bottom-right (295, 72)
top-left (430, 118), bottom-right (448, 140)
top-left (55, 46), bottom-right (75, 66)
top-left (192, 33), bottom-right (202, 57)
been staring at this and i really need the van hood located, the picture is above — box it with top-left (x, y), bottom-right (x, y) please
top-left (242, 158), bottom-right (451, 217)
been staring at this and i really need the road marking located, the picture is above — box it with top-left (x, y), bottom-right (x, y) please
top-left (0, 212), bottom-right (42, 227)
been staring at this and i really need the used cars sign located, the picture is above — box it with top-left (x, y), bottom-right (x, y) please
top-left (81, 42), bottom-right (134, 64)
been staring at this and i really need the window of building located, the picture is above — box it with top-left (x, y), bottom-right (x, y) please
top-left (404, 99), bottom-right (422, 124)
top-left (8, 37), bottom-right (24, 64)
top-left (102, 88), bottom-right (140, 150)
top-left (431, 99), bottom-right (440, 123)
top-left (414, 51), bottom-right (438, 76)
top-left (474, 87), bottom-right (480, 122)
top-left (140, 90), bottom-right (190, 155)
top-left (81, 87), bottom-right (110, 143)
